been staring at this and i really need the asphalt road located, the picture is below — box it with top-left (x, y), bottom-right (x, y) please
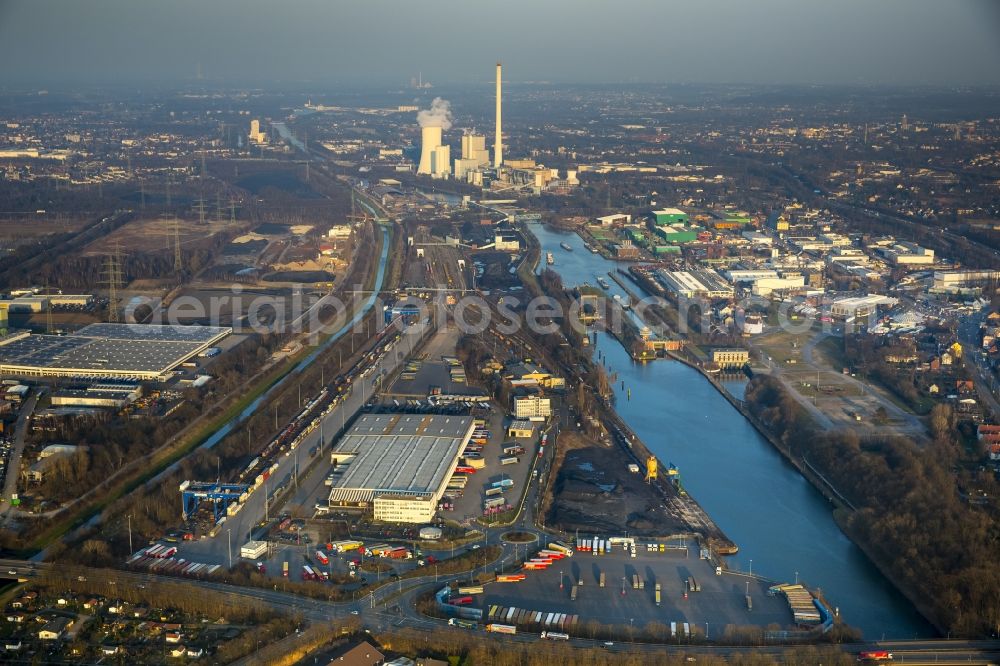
top-left (0, 391), bottom-right (39, 513)
top-left (2, 557), bottom-right (997, 662)
top-left (958, 309), bottom-right (1000, 422)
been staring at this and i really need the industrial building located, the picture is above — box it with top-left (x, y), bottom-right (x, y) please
top-left (327, 413), bottom-right (475, 523)
top-left (50, 384), bottom-right (141, 408)
top-left (494, 233), bottom-right (521, 252)
top-left (461, 133), bottom-right (488, 160)
top-left (0, 323), bottom-right (231, 381)
top-left (507, 420), bottom-right (535, 439)
top-left (513, 394), bottom-right (551, 420)
top-left (656, 268), bottom-right (734, 299)
top-left (248, 119), bottom-right (267, 145)
top-left (933, 270), bottom-right (1000, 289)
top-left (710, 349), bottom-right (750, 369)
top-left (879, 241), bottom-right (935, 266)
top-left (652, 208), bottom-right (689, 225)
top-left (828, 295), bottom-right (898, 320)
top-left (724, 270), bottom-right (806, 297)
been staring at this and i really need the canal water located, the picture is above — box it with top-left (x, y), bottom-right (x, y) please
top-left (528, 222), bottom-right (932, 639)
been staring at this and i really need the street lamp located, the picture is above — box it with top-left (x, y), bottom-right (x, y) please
top-left (749, 558), bottom-right (752, 577)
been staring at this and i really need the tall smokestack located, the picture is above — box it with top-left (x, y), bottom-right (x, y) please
top-left (494, 62), bottom-right (503, 168)
top-left (418, 126), bottom-right (442, 175)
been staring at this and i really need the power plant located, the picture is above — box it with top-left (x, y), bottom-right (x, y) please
top-left (416, 98), bottom-right (453, 178)
top-left (413, 62), bottom-right (577, 193)
top-left (414, 64), bottom-right (501, 181)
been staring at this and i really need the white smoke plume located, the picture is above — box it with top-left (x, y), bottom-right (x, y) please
top-left (416, 97), bottom-right (453, 130)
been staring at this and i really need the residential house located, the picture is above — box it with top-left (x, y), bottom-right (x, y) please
top-left (326, 641), bottom-right (385, 666)
top-left (38, 616), bottom-right (74, 640)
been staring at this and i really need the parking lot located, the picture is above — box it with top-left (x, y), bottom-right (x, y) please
top-left (444, 408), bottom-right (541, 526)
top-left (482, 539), bottom-right (793, 633)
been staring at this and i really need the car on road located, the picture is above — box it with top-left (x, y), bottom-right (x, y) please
top-left (7, 569), bottom-right (16, 575)
top-left (350, 610), bottom-right (359, 615)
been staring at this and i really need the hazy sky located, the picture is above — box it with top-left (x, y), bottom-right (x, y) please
top-left (1, 0), bottom-right (999, 87)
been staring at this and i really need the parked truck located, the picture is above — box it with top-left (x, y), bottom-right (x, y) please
top-left (330, 540), bottom-right (363, 553)
top-left (655, 582), bottom-right (662, 607)
top-left (448, 618), bottom-right (478, 630)
top-left (486, 624), bottom-right (517, 635)
top-left (599, 572), bottom-right (605, 588)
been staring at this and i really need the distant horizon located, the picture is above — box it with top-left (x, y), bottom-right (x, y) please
top-left (1, 0), bottom-right (998, 88)
top-left (3, 79), bottom-right (1000, 93)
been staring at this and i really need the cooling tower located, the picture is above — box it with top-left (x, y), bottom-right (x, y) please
top-left (418, 125), bottom-right (442, 175)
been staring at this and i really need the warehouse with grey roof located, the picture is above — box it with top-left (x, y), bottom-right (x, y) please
top-left (0, 323), bottom-right (231, 381)
top-left (327, 413), bottom-right (474, 523)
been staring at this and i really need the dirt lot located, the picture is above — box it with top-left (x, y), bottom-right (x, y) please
top-left (546, 432), bottom-right (687, 537)
top-left (80, 216), bottom-right (232, 255)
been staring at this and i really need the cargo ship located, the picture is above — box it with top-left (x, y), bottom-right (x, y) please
top-left (560, 241), bottom-right (573, 252)
top-left (546, 252), bottom-right (554, 265)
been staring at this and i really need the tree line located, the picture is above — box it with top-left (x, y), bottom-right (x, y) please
top-left (745, 374), bottom-right (1000, 637)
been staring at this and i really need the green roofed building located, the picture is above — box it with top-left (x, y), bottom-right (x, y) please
top-left (652, 208), bottom-right (689, 225)
top-left (654, 225), bottom-right (698, 244)
top-left (625, 227), bottom-right (648, 246)
top-left (653, 245), bottom-right (681, 256)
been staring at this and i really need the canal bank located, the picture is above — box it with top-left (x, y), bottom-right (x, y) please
top-left (526, 222), bottom-right (933, 639)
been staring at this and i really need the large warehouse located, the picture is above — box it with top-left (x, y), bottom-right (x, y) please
top-left (0, 323), bottom-right (231, 381)
top-left (327, 413), bottom-right (474, 523)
